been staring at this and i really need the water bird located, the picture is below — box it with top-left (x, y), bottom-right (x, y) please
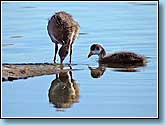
top-left (88, 44), bottom-right (147, 66)
top-left (47, 11), bottom-right (80, 64)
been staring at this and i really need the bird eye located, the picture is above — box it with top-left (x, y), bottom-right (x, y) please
top-left (91, 45), bottom-right (96, 51)
top-left (96, 46), bottom-right (100, 50)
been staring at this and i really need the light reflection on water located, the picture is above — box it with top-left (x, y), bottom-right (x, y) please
top-left (2, 2), bottom-right (158, 117)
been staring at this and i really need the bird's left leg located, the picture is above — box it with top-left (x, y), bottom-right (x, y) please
top-left (54, 43), bottom-right (58, 63)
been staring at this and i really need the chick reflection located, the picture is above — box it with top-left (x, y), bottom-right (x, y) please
top-left (88, 66), bottom-right (106, 78)
top-left (88, 63), bottom-right (146, 78)
top-left (48, 66), bottom-right (80, 111)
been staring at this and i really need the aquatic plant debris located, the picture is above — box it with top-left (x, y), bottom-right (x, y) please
top-left (79, 32), bottom-right (88, 35)
top-left (2, 43), bottom-right (14, 46)
top-left (10, 35), bottom-right (23, 38)
top-left (22, 6), bottom-right (36, 8)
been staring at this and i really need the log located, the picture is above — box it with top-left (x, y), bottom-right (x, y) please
top-left (2, 63), bottom-right (68, 81)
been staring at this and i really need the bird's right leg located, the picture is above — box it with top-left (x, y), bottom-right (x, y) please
top-left (54, 43), bottom-right (58, 63)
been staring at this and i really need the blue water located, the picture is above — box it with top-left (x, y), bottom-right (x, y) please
top-left (2, 2), bottom-right (158, 118)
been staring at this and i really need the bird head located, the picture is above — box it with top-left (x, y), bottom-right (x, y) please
top-left (88, 44), bottom-right (103, 58)
top-left (59, 44), bottom-right (69, 64)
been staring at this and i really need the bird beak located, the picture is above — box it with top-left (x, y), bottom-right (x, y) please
top-left (88, 52), bottom-right (93, 58)
top-left (60, 57), bottom-right (65, 64)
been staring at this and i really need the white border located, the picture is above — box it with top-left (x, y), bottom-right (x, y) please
top-left (1, 1), bottom-right (159, 119)
top-left (0, 1), bottom-right (159, 3)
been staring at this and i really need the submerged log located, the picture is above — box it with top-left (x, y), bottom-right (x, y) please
top-left (2, 63), bottom-right (66, 82)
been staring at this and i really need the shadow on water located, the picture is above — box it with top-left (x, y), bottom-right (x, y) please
top-left (48, 65), bottom-right (80, 111)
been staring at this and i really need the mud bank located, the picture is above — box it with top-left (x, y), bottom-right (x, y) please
top-left (2, 63), bottom-right (66, 81)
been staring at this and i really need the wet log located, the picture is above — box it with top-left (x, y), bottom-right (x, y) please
top-left (2, 63), bottom-right (64, 81)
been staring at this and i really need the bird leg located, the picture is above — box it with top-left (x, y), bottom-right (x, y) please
top-left (53, 43), bottom-right (58, 63)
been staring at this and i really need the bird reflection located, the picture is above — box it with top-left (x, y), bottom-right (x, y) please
top-left (88, 63), bottom-right (146, 79)
top-left (88, 65), bottom-right (106, 78)
top-left (48, 66), bottom-right (80, 111)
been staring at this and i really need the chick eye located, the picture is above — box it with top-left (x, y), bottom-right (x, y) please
top-left (91, 44), bottom-right (96, 51)
top-left (96, 46), bottom-right (100, 50)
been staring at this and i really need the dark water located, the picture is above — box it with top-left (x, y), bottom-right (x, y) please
top-left (2, 2), bottom-right (158, 118)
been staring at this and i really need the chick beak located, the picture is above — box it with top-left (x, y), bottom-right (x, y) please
top-left (88, 52), bottom-right (93, 58)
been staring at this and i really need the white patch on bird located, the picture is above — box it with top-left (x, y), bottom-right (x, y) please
top-left (50, 33), bottom-right (59, 43)
top-left (67, 31), bottom-right (75, 52)
top-left (62, 40), bottom-right (65, 45)
top-left (74, 28), bottom-right (80, 41)
top-left (91, 49), bottom-right (102, 55)
top-left (70, 31), bottom-right (75, 44)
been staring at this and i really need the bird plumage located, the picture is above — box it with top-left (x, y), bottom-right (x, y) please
top-left (47, 11), bottom-right (80, 64)
top-left (88, 44), bottom-right (147, 66)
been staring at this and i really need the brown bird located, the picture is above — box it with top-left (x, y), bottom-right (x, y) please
top-left (88, 44), bottom-right (147, 66)
top-left (47, 11), bottom-right (80, 64)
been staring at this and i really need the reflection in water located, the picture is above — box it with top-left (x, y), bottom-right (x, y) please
top-left (48, 66), bottom-right (80, 111)
top-left (88, 62), bottom-right (146, 78)
top-left (88, 66), bottom-right (106, 78)
top-left (105, 62), bottom-right (146, 69)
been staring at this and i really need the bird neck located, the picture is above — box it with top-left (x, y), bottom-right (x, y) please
top-left (99, 47), bottom-right (106, 60)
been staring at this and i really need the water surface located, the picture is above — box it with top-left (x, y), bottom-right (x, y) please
top-left (2, 2), bottom-right (158, 118)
